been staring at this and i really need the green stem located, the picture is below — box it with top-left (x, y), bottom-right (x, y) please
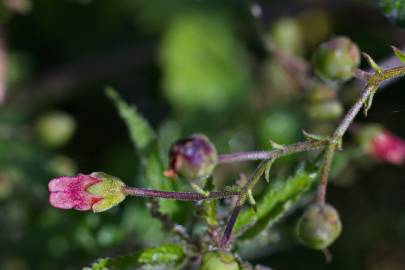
top-left (316, 65), bottom-right (405, 204)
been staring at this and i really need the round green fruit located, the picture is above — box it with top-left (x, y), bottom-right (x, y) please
top-left (36, 111), bottom-right (76, 148)
top-left (297, 203), bottom-right (342, 250)
top-left (312, 36), bottom-right (360, 81)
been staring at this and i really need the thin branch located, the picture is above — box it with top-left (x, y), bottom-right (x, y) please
top-left (218, 140), bottom-right (326, 164)
top-left (220, 205), bottom-right (242, 248)
top-left (316, 66), bottom-right (405, 204)
top-left (123, 187), bottom-right (239, 201)
top-left (316, 143), bottom-right (337, 204)
top-left (334, 85), bottom-right (374, 138)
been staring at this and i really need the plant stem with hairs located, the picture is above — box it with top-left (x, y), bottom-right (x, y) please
top-left (123, 187), bottom-right (240, 201)
top-left (219, 65), bottom-right (405, 247)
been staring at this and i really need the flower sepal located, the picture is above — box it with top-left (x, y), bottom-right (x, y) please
top-left (86, 172), bottom-right (127, 212)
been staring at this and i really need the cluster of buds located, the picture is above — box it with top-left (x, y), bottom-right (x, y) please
top-left (48, 172), bottom-right (126, 212)
top-left (306, 83), bottom-right (343, 121)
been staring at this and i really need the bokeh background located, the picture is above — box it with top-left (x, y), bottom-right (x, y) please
top-left (1, 0), bottom-right (405, 269)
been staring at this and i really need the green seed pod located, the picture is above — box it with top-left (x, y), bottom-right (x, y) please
top-left (199, 251), bottom-right (240, 270)
top-left (308, 84), bottom-right (336, 103)
top-left (312, 36), bottom-right (360, 81)
top-left (307, 100), bottom-right (343, 121)
top-left (36, 111), bottom-right (76, 148)
top-left (297, 203), bottom-right (342, 250)
top-left (164, 134), bottom-right (218, 180)
top-left (269, 17), bottom-right (303, 55)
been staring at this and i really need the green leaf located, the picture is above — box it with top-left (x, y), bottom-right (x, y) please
top-left (105, 87), bottom-right (155, 153)
top-left (138, 244), bottom-right (185, 265)
top-left (84, 244), bottom-right (185, 270)
top-left (377, 0), bottom-right (405, 28)
top-left (233, 162), bottom-right (319, 240)
top-left (144, 146), bottom-right (180, 215)
top-left (391, 46), bottom-right (405, 64)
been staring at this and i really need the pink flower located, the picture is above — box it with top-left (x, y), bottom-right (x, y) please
top-left (370, 131), bottom-right (405, 165)
top-left (48, 174), bottom-right (102, 211)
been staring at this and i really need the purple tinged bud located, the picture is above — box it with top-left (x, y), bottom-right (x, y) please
top-left (164, 134), bottom-right (218, 180)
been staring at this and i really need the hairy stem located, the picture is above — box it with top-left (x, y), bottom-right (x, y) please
top-left (334, 85), bottom-right (375, 138)
top-left (316, 65), bottom-right (405, 204)
top-left (220, 204), bottom-right (242, 248)
top-left (218, 140), bottom-right (327, 246)
top-left (218, 140), bottom-right (326, 164)
top-left (123, 187), bottom-right (239, 201)
top-left (316, 143), bottom-right (337, 204)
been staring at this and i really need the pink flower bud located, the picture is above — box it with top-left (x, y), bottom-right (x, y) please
top-left (48, 174), bottom-right (102, 211)
top-left (49, 172), bottom-right (127, 212)
top-left (371, 131), bottom-right (405, 165)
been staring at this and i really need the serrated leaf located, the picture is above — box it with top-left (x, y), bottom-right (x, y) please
top-left (84, 244), bottom-right (185, 270)
top-left (106, 87), bottom-right (155, 153)
top-left (138, 244), bottom-right (185, 265)
top-left (233, 162), bottom-right (319, 240)
top-left (145, 146), bottom-right (180, 215)
top-left (391, 46), bottom-right (405, 64)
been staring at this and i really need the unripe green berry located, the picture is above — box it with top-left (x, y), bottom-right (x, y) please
top-left (36, 111), bottom-right (76, 148)
top-left (199, 251), bottom-right (240, 270)
top-left (308, 84), bottom-right (336, 103)
top-left (312, 36), bottom-right (360, 81)
top-left (165, 134), bottom-right (218, 180)
top-left (296, 203), bottom-right (342, 250)
top-left (269, 17), bottom-right (303, 55)
top-left (307, 100), bottom-right (343, 121)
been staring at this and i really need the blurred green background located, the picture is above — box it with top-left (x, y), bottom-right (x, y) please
top-left (1, 0), bottom-right (405, 269)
